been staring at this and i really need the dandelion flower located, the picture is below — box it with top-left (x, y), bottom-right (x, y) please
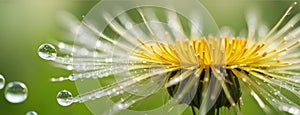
top-left (39, 0), bottom-right (300, 114)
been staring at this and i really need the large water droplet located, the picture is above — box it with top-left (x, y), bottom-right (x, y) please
top-left (26, 111), bottom-right (38, 115)
top-left (5, 81), bottom-right (28, 103)
top-left (38, 43), bottom-right (57, 60)
top-left (57, 90), bottom-right (73, 106)
top-left (0, 74), bottom-right (5, 90)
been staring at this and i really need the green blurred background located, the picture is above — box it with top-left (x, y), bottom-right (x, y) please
top-left (0, 0), bottom-right (298, 114)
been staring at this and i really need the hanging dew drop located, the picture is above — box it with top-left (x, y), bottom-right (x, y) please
top-left (57, 90), bottom-right (73, 106)
top-left (4, 81), bottom-right (28, 103)
top-left (0, 74), bottom-right (5, 90)
top-left (26, 111), bottom-right (38, 115)
top-left (38, 43), bottom-right (57, 60)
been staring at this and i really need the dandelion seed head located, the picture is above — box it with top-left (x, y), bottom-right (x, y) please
top-left (39, 0), bottom-right (300, 114)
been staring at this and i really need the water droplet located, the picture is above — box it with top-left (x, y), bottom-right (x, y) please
top-left (120, 98), bottom-right (125, 102)
top-left (271, 98), bottom-right (276, 102)
top-left (57, 90), bottom-right (73, 106)
top-left (5, 81), bottom-right (28, 103)
top-left (38, 43), bottom-right (57, 60)
top-left (26, 111), bottom-right (38, 115)
top-left (66, 65), bottom-right (73, 70)
top-left (107, 90), bottom-right (112, 95)
top-left (0, 74), bottom-right (5, 90)
top-left (242, 78), bottom-right (247, 82)
top-left (68, 74), bottom-right (76, 81)
top-left (274, 91), bottom-right (280, 95)
top-left (288, 107), bottom-right (299, 114)
top-left (116, 103), bottom-right (126, 109)
top-left (174, 78), bottom-right (180, 82)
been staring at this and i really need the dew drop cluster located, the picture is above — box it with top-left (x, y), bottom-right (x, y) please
top-left (37, 44), bottom-right (75, 106)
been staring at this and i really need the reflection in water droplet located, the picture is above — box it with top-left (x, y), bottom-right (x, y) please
top-left (26, 111), bottom-right (38, 115)
top-left (38, 43), bottom-right (57, 60)
top-left (0, 74), bottom-right (5, 90)
top-left (5, 81), bottom-right (28, 103)
top-left (57, 90), bottom-right (73, 106)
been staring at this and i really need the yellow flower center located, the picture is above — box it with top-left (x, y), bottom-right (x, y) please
top-left (133, 37), bottom-right (291, 70)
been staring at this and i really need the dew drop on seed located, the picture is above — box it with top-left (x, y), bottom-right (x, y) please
top-left (68, 74), bottom-right (76, 81)
top-left (38, 43), bottom-right (57, 60)
top-left (4, 81), bottom-right (28, 103)
top-left (26, 111), bottom-right (38, 115)
top-left (288, 107), bottom-right (299, 114)
top-left (0, 74), bottom-right (5, 90)
top-left (57, 90), bottom-right (73, 106)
